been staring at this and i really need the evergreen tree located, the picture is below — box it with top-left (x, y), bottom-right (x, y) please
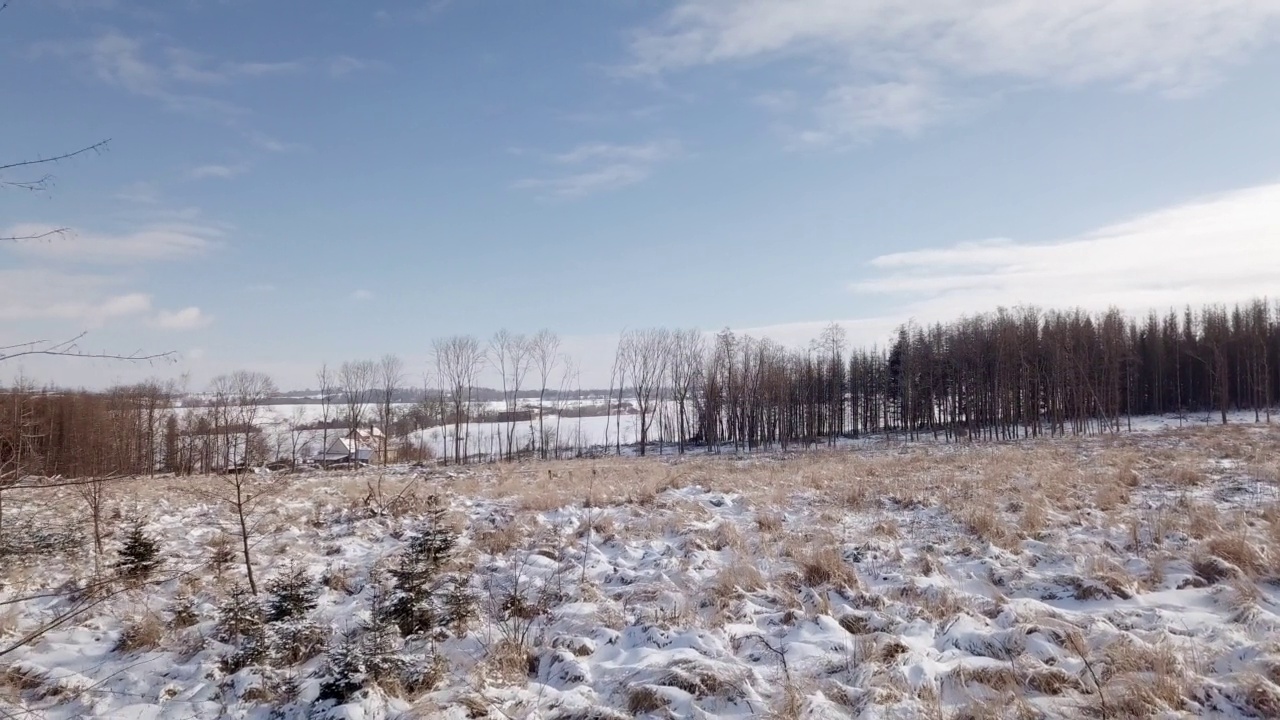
top-left (114, 520), bottom-right (161, 581)
top-left (265, 564), bottom-right (319, 623)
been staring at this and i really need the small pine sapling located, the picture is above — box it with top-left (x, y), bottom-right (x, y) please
top-left (114, 519), bottom-right (161, 581)
top-left (216, 583), bottom-right (268, 672)
top-left (265, 564), bottom-right (319, 623)
top-left (381, 496), bottom-right (466, 637)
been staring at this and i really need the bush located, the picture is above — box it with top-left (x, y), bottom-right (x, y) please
top-left (209, 535), bottom-right (236, 580)
top-left (269, 619), bottom-right (328, 665)
top-left (168, 594), bottom-right (199, 629)
top-left (114, 614), bottom-right (165, 653)
top-left (114, 520), bottom-right (161, 581)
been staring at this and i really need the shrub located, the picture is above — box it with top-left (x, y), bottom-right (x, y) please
top-left (114, 614), bottom-right (165, 653)
top-left (209, 535), bottom-right (236, 580)
top-left (168, 594), bottom-right (199, 629)
top-left (269, 619), bottom-right (328, 665)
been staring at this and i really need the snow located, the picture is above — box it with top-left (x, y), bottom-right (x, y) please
top-left (3, 420), bottom-right (1279, 718)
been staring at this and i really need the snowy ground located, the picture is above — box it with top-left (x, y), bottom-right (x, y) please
top-left (3, 422), bottom-right (1279, 719)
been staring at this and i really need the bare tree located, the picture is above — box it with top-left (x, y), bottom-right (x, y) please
top-left (619, 329), bottom-right (671, 455)
top-left (288, 405), bottom-right (308, 466)
top-left (529, 330), bottom-right (561, 460)
top-left (339, 359), bottom-right (377, 448)
top-left (191, 371), bottom-right (278, 594)
top-left (432, 336), bottom-right (484, 464)
top-left (488, 330), bottom-right (530, 461)
top-left (231, 370), bottom-right (277, 468)
top-left (77, 475), bottom-right (109, 577)
top-left (316, 363), bottom-right (336, 465)
top-left (669, 329), bottom-right (706, 453)
top-left (377, 354), bottom-right (405, 465)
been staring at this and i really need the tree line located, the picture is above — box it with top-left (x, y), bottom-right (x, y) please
top-left (1, 299), bottom-right (1276, 478)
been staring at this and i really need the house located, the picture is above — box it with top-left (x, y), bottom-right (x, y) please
top-left (314, 427), bottom-right (383, 465)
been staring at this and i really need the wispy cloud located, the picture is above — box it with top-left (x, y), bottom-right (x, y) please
top-left (0, 269), bottom-right (150, 326)
top-left (853, 182), bottom-right (1280, 317)
top-left (328, 55), bottom-right (385, 78)
top-left (3, 223), bottom-right (220, 264)
top-left (115, 181), bottom-right (160, 204)
top-left (33, 31), bottom-right (355, 122)
top-left (514, 140), bottom-right (682, 199)
top-left (631, 0), bottom-right (1280, 142)
top-left (151, 306), bottom-right (212, 330)
top-left (246, 131), bottom-right (309, 154)
top-left (796, 81), bottom-right (954, 146)
top-left (351, 289), bottom-right (374, 301)
top-left (189, 163), bottom-right (249, 180)
top-left (375, 1), bottom-right (455, 23)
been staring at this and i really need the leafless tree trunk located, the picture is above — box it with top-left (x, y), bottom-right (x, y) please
top-left (619, 328), bottom-right (671, 456)
top-left (377, 354), bottom-right (405, 465)
top-left (316, 364), bottom-right (336, 466)
top-left (529, 330), bottom-right (561, 460)
top-left (340, 359), bottom-right (377, 459)
top-left (489, 330), bottom-right (530, 461)
top-left (433, 336), bottom-right (484, 464)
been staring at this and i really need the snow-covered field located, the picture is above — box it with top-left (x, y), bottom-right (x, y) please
top-left (3, 422), bottom-right (1279, 719)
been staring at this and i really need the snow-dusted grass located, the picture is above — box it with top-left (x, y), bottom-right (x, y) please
top-left (3, 424), bottom-right (1280, 719)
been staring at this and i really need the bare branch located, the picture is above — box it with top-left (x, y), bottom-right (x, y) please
top-left (0, 226), bottom-right (69, 242)
top-left (0, 333), bottom-right (175, 364)
top-left (0, 139), bottom-right (110, 177)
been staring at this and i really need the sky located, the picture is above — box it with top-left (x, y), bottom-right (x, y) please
top-left (4, 0), bottom-right (1280, 391)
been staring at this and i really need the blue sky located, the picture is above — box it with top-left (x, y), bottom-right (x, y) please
top-left (5, 0), bottom-right (1280, 390)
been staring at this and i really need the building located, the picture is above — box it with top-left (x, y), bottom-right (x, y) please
top-left (314, 427), bottom-right (383, 465)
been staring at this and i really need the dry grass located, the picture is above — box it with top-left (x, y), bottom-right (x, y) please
top-left (626, 685), bottom-right (668, 714)
top-left (755, 511), bottom-right (784, 534)
top-left (710, 559), bottom-right (767, 608)
top-left (114, 614), bottom-right (165, 654)
top-left (1206, 530), bottom-right (1269, 577)
top-left (6, 423), bottom-right (1280, 719)
top-left (795, 546), bottom-right (860, 590)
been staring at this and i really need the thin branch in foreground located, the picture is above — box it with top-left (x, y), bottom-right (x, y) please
top-left (0, 140), bottom-right (109, 194)
top-left (0, 226), bottom-right (69, 242)
top-left (0, 140), bottom-right (111, 173)
top-left (0, 333), bottom-right (175, 364)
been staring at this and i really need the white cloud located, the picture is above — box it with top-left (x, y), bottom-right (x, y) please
top-left (0, 269), bottom-right (152, 326)
top-left (853, 182), bottom-right (1280, 318)
top-left (152, 306), bottom-right (212, 330)
top-left (351, 289), bottom-right (374, 301)
top-left (34, 32), bottom-right (313, 120)
top-left (798, 81), bottom-right (953, 145)
top-left (4, 223), bottom-right (218, 263)
top-left (514, 140), bottom-right (682, 199)
top-left (189, 163), bottom-right (248, 180)
top-left (631, 0), bottom-right (1280, 140)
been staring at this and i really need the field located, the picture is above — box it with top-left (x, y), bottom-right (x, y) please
top-left (3, 421), bottom-right (1280, 719)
